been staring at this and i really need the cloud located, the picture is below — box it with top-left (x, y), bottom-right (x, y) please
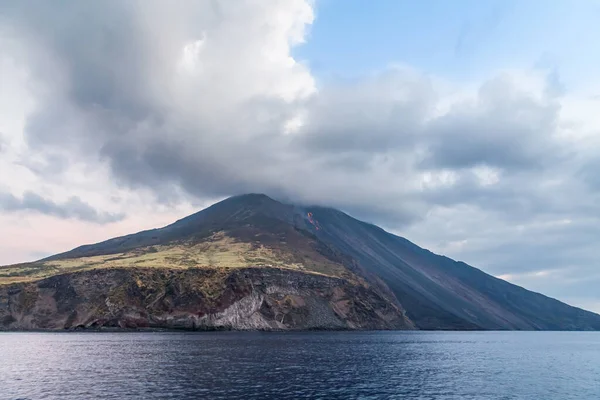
top-left (1, 1), bottom-right (569, 220)
top-left (1, 1), bottom-right (593, 227)
top-left (298, 67), bottom-right (435, 154)
top-left (0, 190), bottom-right (124, 223)
top-left (421, 73), bottom-right (562, 170)
top-left (1, 0), bottom-right (315, 198)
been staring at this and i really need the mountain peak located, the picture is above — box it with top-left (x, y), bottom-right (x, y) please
top-left (229, 193), bottom-right (275, 202)
top-left (44, 193), bottom-right (296, 260)
top-left (172, 192), bottom-right (293, 227)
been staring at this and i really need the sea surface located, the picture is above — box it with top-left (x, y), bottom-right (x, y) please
top-left (1, 331), bottom-right (599, 399)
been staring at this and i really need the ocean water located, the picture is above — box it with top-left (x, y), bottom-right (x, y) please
top-left (0, 331), bottom-right (598, 399)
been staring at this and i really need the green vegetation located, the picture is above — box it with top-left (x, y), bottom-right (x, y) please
top-left (0, 231), bottom-right (348, 285)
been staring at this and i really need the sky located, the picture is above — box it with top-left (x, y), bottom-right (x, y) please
top-left (1, 0), bottom-right (600, 312)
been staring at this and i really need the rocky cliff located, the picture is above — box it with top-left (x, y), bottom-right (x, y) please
top-left (0, 267), bottom-right (413, 331)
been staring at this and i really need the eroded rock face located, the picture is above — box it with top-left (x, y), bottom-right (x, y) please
top-left (0, 267), bottom-right (414, 331)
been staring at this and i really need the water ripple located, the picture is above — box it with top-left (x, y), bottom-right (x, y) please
top-left (1, 331), bottom-right (599, 399)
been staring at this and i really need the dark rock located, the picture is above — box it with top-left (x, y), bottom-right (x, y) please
top-left (0, 267), bottom-right (413, 331)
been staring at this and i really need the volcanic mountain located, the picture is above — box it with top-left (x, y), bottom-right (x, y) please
top-left (1, 193), bottom-right (599, 331)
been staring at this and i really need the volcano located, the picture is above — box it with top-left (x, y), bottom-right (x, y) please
top-left (2, 193), bottom-right (599, 331)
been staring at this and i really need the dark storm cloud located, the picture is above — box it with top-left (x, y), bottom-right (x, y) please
top-left (0, 190), bottom-right (124, 223)
top-left (1, 1), bottom-right (149, 115)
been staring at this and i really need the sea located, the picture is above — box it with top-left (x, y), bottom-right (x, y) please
top-left (1, 331), bottom-right (598, 399)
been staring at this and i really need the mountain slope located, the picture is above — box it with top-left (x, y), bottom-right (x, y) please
top-left (44, 194), bottom-right (298, 261)
top-left (2, 193), bottom-right (599, 331)
top-left (303, 206), bottom-right (600, 330)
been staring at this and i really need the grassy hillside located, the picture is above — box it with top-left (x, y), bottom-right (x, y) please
top-left (0, 231), bottom-right (351, 285)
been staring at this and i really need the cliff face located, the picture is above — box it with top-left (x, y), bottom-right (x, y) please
top-left (0, 267), bottom-right (414, 331)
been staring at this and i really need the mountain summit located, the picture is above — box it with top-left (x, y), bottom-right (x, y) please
top-left (2, 194), bottom-right (599, 331)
